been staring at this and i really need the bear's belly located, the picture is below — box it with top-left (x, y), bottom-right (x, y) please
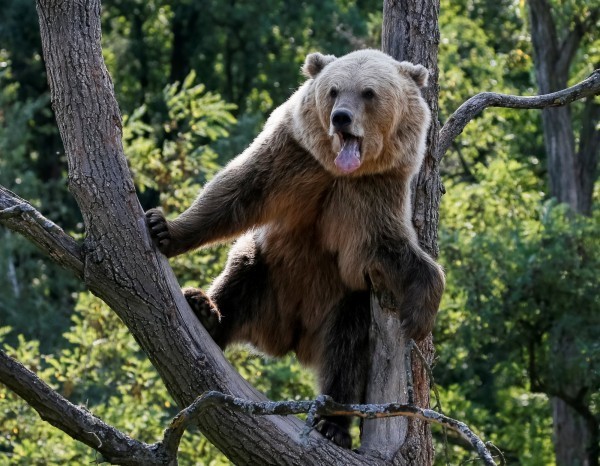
top-left (258, 225), bottom-right (346, 329)
top-left (318, 219), bottom-right (371, 291)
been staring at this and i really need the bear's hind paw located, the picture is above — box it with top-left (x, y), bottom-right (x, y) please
top-left (182, 287), bottom-right (222, 338)
top-left (315, 418), bottom-right (352, 449)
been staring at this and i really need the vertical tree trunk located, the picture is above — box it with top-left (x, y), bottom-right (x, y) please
top-left (528, 0), bottom-right (579, 211)
top-left (528, 0), bottom-right (599, 215)
top-left (361, 1), bottom-right (442, 464)
top-left (553, 400), bottom-right (596, 466)
top-left (528, 1), bottom-right (599, 464)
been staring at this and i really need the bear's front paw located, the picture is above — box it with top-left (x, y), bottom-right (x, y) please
top-left (146, 208), bottom-right (172, 255)
top-left (314, 417), bottom-right (352, 449)
top-left (400, 305), bottom-right (436, 342)
top-left (183, 287), bottom-right (222, 340)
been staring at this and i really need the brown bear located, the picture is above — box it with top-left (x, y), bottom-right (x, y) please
top-left (146, 49), bottom-right (445, 448)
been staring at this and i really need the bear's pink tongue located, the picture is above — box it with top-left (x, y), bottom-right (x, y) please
top-left (334, 136), bottom-right (361, 174)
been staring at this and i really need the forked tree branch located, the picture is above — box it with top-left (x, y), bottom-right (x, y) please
top-left (437, 69), bottom-right (600, 160)
top-left (0, 186), bottom-right (83, 278)
top-left (166, 392), bottom-right (498, 466)
top-left (0, 348), bottom-right (498, 466)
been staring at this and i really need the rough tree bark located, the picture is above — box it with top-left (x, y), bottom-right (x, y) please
top-left (528, 2), bottom-right (600, 465)
top-left (360, 1), bottom-right (443, 465)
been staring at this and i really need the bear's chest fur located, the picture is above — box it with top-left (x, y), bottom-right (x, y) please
top-left (261, 170), bottom-right (408, 291)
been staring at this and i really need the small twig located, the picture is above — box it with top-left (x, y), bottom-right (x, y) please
top-left (437, 69), bottom-right (600, 160)
top-left (486, 442), bottom-right (506, 466)
top-left (302, 394), bottom-right (326, 441)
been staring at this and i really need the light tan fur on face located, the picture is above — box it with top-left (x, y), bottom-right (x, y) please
top-left (293, 49), bottom-right (431, 178)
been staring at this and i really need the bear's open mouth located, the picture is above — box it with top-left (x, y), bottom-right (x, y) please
top-left (334, 132), bottom-right (362, 174)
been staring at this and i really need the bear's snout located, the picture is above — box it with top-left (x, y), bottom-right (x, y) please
top-left (331, 109), bottom-right (353, 131)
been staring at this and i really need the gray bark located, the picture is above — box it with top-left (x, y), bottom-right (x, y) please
top-left (361, 294), bottom-right (411, 461)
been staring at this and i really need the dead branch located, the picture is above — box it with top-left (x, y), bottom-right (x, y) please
top-left (437, 69), bottom-right (600, 160)
top-left (0, 186), bottom-right (83, 278)
top-left (163, 391), bottom-right (498, 466)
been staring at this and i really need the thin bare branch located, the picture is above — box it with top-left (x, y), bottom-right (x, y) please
top-left (437, 69), bottom-right (600, 160)
top-left (161, 391), bottom-right (498, 466)
top-left (0, 185), bottom-right (84, 278)
top-left (0, 349), bottom-right (169, 466)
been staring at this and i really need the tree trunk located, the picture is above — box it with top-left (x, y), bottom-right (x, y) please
top-left (528, 1), bottom-right (599, 464)
top-left (528, 0), bottom-right (599, 214)
top-left (552, 399), bottom-right (597, 466)
top-left (360, 1), bottom-right (442, 464)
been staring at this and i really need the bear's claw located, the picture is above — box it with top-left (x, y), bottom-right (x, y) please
top-left (145, 208), bottom-right (172, 253)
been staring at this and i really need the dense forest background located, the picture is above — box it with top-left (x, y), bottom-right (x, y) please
top-left (0, 0), bottom-right (598, 464)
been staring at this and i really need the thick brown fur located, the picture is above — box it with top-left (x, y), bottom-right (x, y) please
top-left (146, 50), bottom-right (445, 449)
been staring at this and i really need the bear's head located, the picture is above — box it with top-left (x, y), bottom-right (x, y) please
top-left (294, 49), bottom-right (431, 177)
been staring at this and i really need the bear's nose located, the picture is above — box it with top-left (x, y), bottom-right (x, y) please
top-left (331, 109), bottom-right (353, 131)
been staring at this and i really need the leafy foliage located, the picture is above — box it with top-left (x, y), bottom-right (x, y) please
top-left (435, 158), bottom-right (599, 464)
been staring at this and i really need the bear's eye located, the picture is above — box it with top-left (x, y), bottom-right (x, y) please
top-left (362, 88), bottom-right (376, 100)
top-left (329, 88), bottom-right (338, 99)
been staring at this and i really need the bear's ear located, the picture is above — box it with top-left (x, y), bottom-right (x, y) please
top-left (302, 52), bottom-right (337, 79)
top-left (397, 61), bottom-right (429, 88)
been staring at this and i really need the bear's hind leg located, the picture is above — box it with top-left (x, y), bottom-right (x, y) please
top-left (315, 290), bottom-right (371, 449)
top-left (201, 233), bottom-right (270, 349)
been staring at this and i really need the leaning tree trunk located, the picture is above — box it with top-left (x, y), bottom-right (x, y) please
top-left (35, 1), bottom-right (376, 464)
top-left (360, 1), bottom-right (442, 464)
